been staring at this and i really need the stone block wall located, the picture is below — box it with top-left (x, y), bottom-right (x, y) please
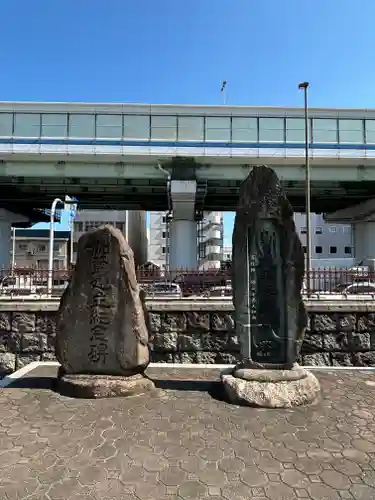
top-left (1, 306), bottom-right (375, 376)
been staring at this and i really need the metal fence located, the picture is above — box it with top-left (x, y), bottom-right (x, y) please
top-left (0, 267), bottom-right (374, 298)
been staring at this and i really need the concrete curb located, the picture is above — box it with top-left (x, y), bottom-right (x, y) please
top-left (2, 361), bottom-right (375, 389)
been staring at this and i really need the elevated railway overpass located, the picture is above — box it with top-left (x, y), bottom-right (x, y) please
top-left (1, 101), bottom-right (375, 267)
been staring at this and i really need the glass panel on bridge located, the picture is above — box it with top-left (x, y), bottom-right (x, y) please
top-left (41, 114), bottom-right (68, 137)
top-left (68, 114), bottom-right (95, 138)
top-left (14, 113), bottom-right (41, 137)
top-left (205, 117), bottom-right (231, 141)
top-left (231, 117), bottom-right (257, 142)
top-left (0, 113), bottom-right (13, 136)
top-left (123, 115), bottom-right (150, 139)
top-left (365, 120), bottom-right (375, 144)
top-left (338, 119), bottom-right (364, 143)
top-left (151, 115), bottom-right (177, 140)
top-left (312, 118), bottom-right (337, 143)
top-left (286, 118), bottom-right (305, 142)
top-left (258, 117), bottom-right (284, 142)
top-left (177, 116), bottom-right (204, 141)
top-left (96, 114), bottom-right (122, 138)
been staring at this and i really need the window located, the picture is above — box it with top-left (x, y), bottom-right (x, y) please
top-left (302, 246), bottom-right (307, 253)
top-left (69, 114), bottom-right (95, 137)
top-left (151, 116), bottom-right (177, 140)
top-left (18, 243), bottom-right (28, 251)
top-left (315, 246), bottom-right (322, 254)
top-left (96, 114), bottom-right (122, 138)
top-left (312, 119), bottom-right (337, 143)
top-left (0, 113), bottom-right (13, 136)
top-left (115, 222), bottom-right (124, 231)
top-left (162, 216), bottom-right (166, 223)
top-left (162, 231), bottom-right (169, 239)
top-left (178, 116), bottom-right (204, 141)
top-left (14, 113), bottom-right (40, 137)
top-left (123, 115), bottom-right (149, 139)
top-left (38, 244), bottom-right (47, 252)
top-left (300, 227), bottom-right (307, 234)
top-left (41, 114), bottom-right (68, 137)
top-left (329, 226), bottom-right (337, 233)
top-left (74, 221), bottom-right (84, 232)
top-left (339, 119), bottom-right (364, 144)
top-left (365, 120), bottom-right (375, 144)
top-left (205, 117), bottom-right (230, 141)
top-left (258, 118), bottom-right (284, 142)
top-left (315, 226), bottom-right (323, 234)
top-left (232, 117), bottom-right (257, 142)
top-left (345, 246), bottom-right (352, 255)
top-left (286, 118), bottom-right (305, 142)
top-left (330, 246), bottom-right (337, 254)
top-left (162, 247), bottom-right (166, 254)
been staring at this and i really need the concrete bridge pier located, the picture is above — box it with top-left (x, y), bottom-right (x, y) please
top-left (0, 209), bottom-right (29, 270)
top-left (169, 180), bottom-right (197, 270)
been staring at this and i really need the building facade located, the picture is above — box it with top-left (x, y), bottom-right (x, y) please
top-left (72, 210), bottom-right (147, 266)
top-left (148, 211), bottom-right (224, 270)
top-left (11, 229), bottom-right (70, 270)
top-left (294, 213), bottom-right (353, 263)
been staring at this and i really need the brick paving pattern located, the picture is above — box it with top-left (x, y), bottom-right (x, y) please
top-left (1, 368), bottom-right (375, 499)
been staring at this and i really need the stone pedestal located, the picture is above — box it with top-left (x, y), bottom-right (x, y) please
top-left (221, 365), bottom-right (320, 408)
top-left (56, 373), bottom-right (155, 399)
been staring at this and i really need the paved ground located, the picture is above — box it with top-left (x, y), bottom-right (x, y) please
top-left (1, 367), bottom-right (375, 500)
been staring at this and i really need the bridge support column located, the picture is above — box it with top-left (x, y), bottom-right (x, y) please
top-left (0, 209), bottom-right (29, 270)
top-left (169, 180), bottom-right (197, 270)
top-left (353, 221), bottom-right (375, 262)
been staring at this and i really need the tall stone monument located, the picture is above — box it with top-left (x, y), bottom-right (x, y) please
top-left (55, 225), bottom-right (155, 398)
top-left (221, 166), bottom-right (320, 408)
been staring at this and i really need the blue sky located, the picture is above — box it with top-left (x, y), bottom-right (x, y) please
top-left (2, 0), bottom-right (375, 244)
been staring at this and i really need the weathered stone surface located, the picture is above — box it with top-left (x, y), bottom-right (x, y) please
top-left (232, 165), bottom-right (307, 368)
top-left (57, 373), bottom-right (156, 399)
top-left (0, 312), bottom-right (11, 331)
top-left (16, 354), bottom-right (41, 369)
top-left (211, 313), bottom-right (234, 332)
top-left (323, 332), bottom-right (349, 351)
top-left (56, 225), bottom-right (149, 376)
top-left (314, 314), bottom-right (337, 332)
top-left (186, 312), bottom-right (210, 331)
top-left (151, 331), bottom-right (178, 351)
top-left (162, 313), bottom-right (186, 332)
top-left (331, 353), bottom-right (352, 366)
top-left (0, 352), bottom-right (16, 374)
top-left (353, 352), bottom-right (375, 366)
top-left (12, 313), bottom-right (35, 333)
top-left (235, 364), bottom-right (307, 382)
top-left (222, 368), bottom-right (320, 408)
top-left (302, 353), bottom-right (330, 366)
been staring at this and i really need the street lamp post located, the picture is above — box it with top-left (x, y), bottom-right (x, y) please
top-left (298, 81), bottom-right (311, 294)
top-left (48, 198), bottom-right (64, 296)
top-left (11, 227), bottom-right (16, 274)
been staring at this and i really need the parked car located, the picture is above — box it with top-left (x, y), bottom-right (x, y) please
top-left (342, 282), bottom-right (375, 295)
top-left (142, 281), bottom-right (182, 298)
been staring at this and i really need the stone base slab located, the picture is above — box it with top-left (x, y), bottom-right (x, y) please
top-left (56, 373), bottom-right (156, 399)
top-left (221, 367), bottom-right (321, 408)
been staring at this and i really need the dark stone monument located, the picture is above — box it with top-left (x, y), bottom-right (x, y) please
top-left (222, 166), bottom-right (320, 408)
top-left (55, 225), bottom-right (155, 398)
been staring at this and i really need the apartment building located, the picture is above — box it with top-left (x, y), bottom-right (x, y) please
top-left (72, 210), bottom-right (147, 266)
top-left (148, 211), bottom-right (224, 270)
top-left (11, 229), bottom-right (70, 270)
top-left (294, 213), bottom-right (353, 260)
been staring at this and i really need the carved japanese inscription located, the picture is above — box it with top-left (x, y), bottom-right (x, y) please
top-left (56, 225), bottom-right (150, 376)
top-left (232, 165), bottom-right (307, 369)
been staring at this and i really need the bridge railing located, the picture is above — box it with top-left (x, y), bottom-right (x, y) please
top-left (0, 267), bottom-right (374, 299)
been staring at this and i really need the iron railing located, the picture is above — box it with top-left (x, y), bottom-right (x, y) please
top-left (0, 267), bottom-right (374, 298)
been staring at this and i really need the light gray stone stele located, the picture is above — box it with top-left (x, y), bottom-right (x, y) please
top-left (56, 225), bottom-right (149, 376)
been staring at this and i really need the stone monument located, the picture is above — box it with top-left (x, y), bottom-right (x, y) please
top-left (55, 225), bottom-right (155, 398)
top-left (221, 165), bottom-right (320, 408)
